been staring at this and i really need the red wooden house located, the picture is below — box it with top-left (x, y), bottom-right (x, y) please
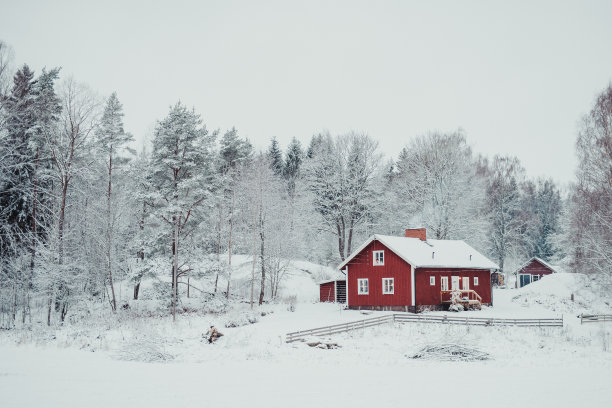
top-left (337, 228), bottom-right (499, 312)
top-left (515, 257), bottom-right (560, 288)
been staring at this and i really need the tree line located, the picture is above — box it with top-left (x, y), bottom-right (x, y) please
top-left (0, 40), bottom-right (610, 327)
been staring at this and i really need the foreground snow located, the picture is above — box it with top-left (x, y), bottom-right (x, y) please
top-left (1, 336), bottom-right (611, 408)
top-left (1, 272), bottom-right (611, 407)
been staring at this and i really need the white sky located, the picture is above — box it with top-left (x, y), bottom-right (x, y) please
top-left (2, 0), bottom-right (612, 184)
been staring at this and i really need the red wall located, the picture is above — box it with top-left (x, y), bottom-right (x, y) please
top-left (519, 259), bottom-right (554, 278)
top-left (346, 241), bottom-right (412, 307)
top-left (415, 268), bottom-right (492, 305)
top-left (320, 282), bottom-right (335, 302)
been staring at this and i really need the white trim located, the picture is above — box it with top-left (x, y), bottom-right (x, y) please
top-left (430, 276), bottom-right (435, 286)
top-left (532, 274), bottom-right (540, 282)
top-left (411, 266), bottom-right (415, 306)
top-left (462, 276), bottom-right (470, 290)
top-left (345, 267), bottom-right (349, 305)
top-left (334, 280), bottom-right (337, 302)
top-left (382, 278), bottom-right (394, 294)
top-left (357, 278), bottom-right (369, 295)
top-left (373, 250), bottom-right (385, 266)
top-left (474, 276), bottom-right (479, 286)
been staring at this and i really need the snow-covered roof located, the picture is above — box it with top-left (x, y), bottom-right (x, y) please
top-left (514, 257), bottom-right (563, 274)
top-left (338, 234), bottom-right (499, 271)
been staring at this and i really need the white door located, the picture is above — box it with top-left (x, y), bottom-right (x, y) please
top-left (441, 277), bottom-right (449, 291)
top-left (462, 277), bottom-right (470, 290)
top-left (451, 276), bottom-right (460, 291)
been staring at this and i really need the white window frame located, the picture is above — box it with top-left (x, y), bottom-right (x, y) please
top-left (430, 276), bottom-right (435, 286)
top-left (373, 250), bottom-right (384, 266)
top-left (532, 275), bottom-right (540, 282)
top-left (474, 276), bottom-right (479, 286)
top-left (382, 278), bottom-right (394, 294)
top-left (462, 276), bottom-right (470, 290)
top-left (451, 276), bottom-right (460, 291)
top-left (441, 276), bottom-right (449, 291)
top-left (357, 278), bottom-right (369, 295)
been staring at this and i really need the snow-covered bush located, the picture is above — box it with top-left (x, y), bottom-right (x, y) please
top-left (223, 312), bottom-right (259, 328)
top-left (448, 290), bottom-right (464, 312)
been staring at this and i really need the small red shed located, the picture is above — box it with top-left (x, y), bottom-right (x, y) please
top-left (515, 257), bottom-right (560, 288)
top-left (337, 229), bottom-right (499, 312)
top-left (319, 279), bottom-right (346, 303)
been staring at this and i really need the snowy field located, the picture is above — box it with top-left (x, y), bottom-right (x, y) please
top-left (1, 272), bottom-right (611, 408)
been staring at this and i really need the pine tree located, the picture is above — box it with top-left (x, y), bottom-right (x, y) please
top-left (283, 137), bottom-right (303, 181)
top-left (306, 133), bottom-right (325, 159)
top-left (148, 102), bottom-right (216, 321)
top-left (0, 65), bottom-right (37, 258)
top-left (267, 137), bottom-right (283, 176)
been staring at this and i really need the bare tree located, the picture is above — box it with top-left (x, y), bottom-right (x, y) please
top-left (46, 78), bottom-right (99, 323)
top-left (391, 130), bottom-right (487, 244)
top-left (568, 84), bottom-right (612, 286)
top-left (305, 132), bottom-right (381, 261)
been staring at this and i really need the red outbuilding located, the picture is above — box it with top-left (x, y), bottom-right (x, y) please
top-left (319, 279), bottom-right (346, 303)
top-left (514, 257), bottom-right (560, 288)
top-left (337, 228), bottom-right (499, 312)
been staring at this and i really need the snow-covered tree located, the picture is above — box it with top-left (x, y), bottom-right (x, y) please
top-left (267, 137), bottom-right (283, 176)
top-left (217, 127), bottom-right (251, 298)
top-left (568, 84), bottom-right (612, 286)
top-left (147, 102), bottom-right (216, 321)
top-left (45, 78), bottom-right (100, 323)
top-left (390, 131), bottom-right (487, 245)
top-left (237, 153), bottom-right (290, 305)
top-left (304, 132), bottom-right (381, 261)
top-left (484, 155), bottom-right (525, 279)
top-left (95, 92), bottom-right (134, 311)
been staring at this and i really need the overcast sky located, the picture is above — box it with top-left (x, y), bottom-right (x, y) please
top-left (2, 0), bottom-right (612, 184)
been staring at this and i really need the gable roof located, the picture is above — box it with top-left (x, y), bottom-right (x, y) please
top-left (514, 257), bottom-right (563, 274)
top-left (338, 234), bottom-right (499, 271)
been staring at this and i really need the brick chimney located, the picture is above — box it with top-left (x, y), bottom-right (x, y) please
top-left (405, 228), bottom-right (426, 241)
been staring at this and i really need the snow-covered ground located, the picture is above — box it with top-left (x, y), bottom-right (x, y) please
top-left (1, 271), bottom-right (611, 407)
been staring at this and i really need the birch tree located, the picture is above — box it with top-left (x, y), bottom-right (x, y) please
top-left (95, 92), bottom-right (133, 312)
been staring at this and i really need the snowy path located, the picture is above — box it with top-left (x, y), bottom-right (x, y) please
top-left (1, 345), bottom-right (610, 408)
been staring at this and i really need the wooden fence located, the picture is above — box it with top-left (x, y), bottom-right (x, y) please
top-left (580, 314), bottom-right (612, 324)
top-left (286, 313), bottom-right (563, 343)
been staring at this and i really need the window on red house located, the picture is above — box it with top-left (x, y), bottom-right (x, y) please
top-left (358, 279), bottom-right (369, 294)
top-left (382, 278), bottom-right (394, 294)
top-left (373, 250), bottom-right (384, 266)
